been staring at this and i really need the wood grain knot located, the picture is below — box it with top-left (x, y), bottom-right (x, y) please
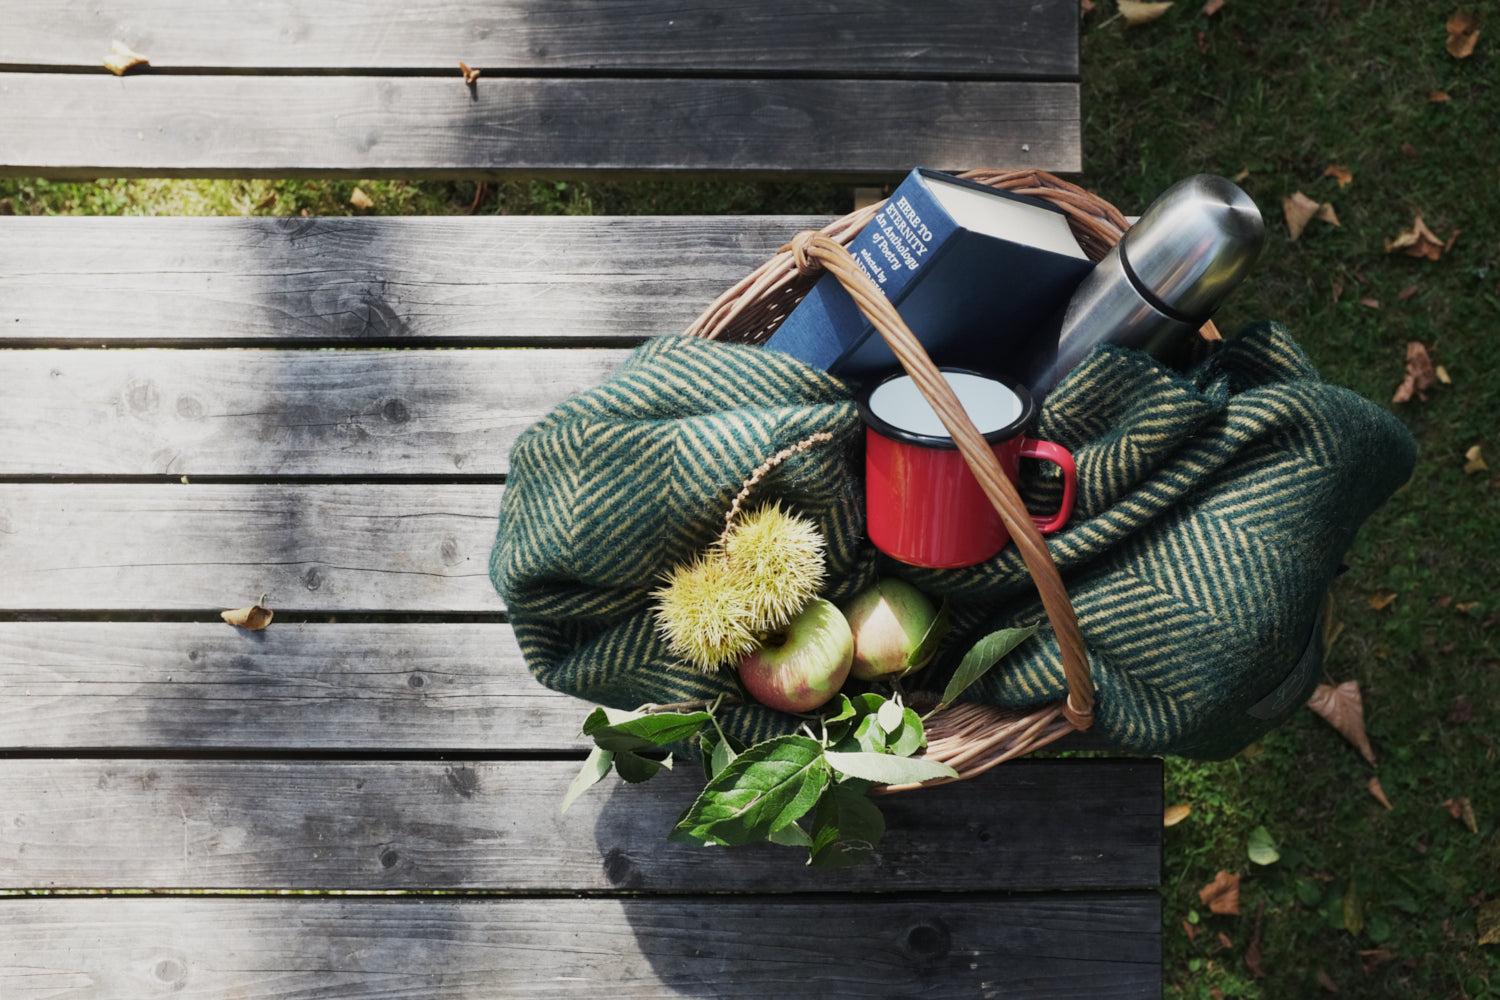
top-left (904, 920), bottom-right (951, 961)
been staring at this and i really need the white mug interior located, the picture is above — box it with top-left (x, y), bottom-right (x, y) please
top-left (866, 371), bottom-right (1023, 439)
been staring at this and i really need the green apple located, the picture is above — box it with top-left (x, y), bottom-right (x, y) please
top-left (737, 598), bottom-right (853, 713)
top-left (843, 578), bottom-right (942, 681)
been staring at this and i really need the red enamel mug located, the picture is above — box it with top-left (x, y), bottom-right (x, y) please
top-left (857, 369), bottom-right (1077, 569)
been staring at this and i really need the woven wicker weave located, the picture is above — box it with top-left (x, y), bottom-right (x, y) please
top-left (684, 169), bottom-right (1136, 790)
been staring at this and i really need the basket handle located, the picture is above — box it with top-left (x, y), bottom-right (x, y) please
top-left (788, 232), bottom-right (1096, 731)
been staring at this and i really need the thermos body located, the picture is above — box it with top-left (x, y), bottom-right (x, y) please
top-left (1028, 174), bottom-right (1266, 396)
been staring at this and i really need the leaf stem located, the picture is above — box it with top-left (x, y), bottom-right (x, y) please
top-left (640, 694), bottom-right (735, 715)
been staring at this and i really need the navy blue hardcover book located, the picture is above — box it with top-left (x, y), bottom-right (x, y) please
top-left (762, 168), bottom-right (1095, 380)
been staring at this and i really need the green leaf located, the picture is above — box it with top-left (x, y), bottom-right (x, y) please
top-left (851, 714), bottom-right (888, 754)
top-left (939, 624), bottom-right (1038, 709)
top-left (877, 698), bottom-right (905, 735)
top-left (671, 735), bottom-right (830, 847)
top-left (560, 747), bottom-right (614, 814)
top-left (824, 695), bottom-right (859, 725)
top-left (1247, 825), bottom-right (1281, 866)
top-left (902, 599), bottom-right (952, 676)
top-left (809, 783), bottom-right (887, 868)
top-left (886, 706), bottom-right (928, 758)
top-left (1343, 876), bottom-right (1364, 936)
top-left (582, 708), bottom-right (712, 752)
top-left (823, 750), bottom-right (958, 785)
top-left (710, 734), bottom-right (740, 779)
top-left (768, 822), bottom-right (813, 848)
top-left (614, 750), bottom-right (671, 784)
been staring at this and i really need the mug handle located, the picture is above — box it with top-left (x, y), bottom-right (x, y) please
top-left (1020, 439), bottom-right (1076, 535)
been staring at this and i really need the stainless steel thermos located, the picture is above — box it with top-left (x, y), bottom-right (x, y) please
top-left (1028, 174), bottom-right (1266, 396)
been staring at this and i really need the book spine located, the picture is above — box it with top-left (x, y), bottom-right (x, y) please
top-left (761, 170), bottom-right (958, 372)
top-left (853, 175), bottom-right (959, 301)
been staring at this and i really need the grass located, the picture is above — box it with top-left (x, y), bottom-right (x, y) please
top-left (2, 1), bottom-right (1496, 996)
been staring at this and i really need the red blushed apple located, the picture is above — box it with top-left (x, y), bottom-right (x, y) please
top-left (737, 598), bottom-right (853, 713)
top-left (843, 578), bottom-right (939, 681)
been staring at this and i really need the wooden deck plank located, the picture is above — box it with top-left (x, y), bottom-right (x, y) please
top-left (0, 74), bottom-right (1082, 178)
top-left (0, 758), bottom-right (1162, 891)
top-left (0, 484), bottom-right (505, 613)
top-left (0, 349), bottom-right (628, 476)
top-left (0, 895), bottom-right (1160, 1000)
top-left (0, 621), bottom-right (1115, 754)
top-left (0, 622), bottom-right (590, 751)
top-left (0, 0), bottom-right (1078, 78)
top-left (0, 215), bottom-right (822, 344)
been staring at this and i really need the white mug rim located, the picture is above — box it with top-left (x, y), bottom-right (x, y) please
top-left (857, 368), bottom-right (1036, 449)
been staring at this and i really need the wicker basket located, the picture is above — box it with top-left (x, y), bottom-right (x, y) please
top-left (682, 169), bottom-right (1137, 791)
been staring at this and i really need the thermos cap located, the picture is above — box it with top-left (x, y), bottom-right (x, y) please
top-left (1120, 174), bottom-right (1265, 321)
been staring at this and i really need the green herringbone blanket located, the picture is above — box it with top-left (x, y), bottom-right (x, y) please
top-left (490, 323), bottom-right (1416, 759)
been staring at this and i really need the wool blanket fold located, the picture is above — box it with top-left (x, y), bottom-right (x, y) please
top-left (491, 323), bottom-right (1416, 759)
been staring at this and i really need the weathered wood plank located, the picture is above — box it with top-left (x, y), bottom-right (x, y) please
top-left (0, 484), bottom-right (505, 613)
top-left (0, 349), bottom-right (628, 476)
top-left (0, 621), bottom-right (1114, 754)
top-left (0, 758), bottom-right (1162, 891)
top-left (0, 74), bottom-right (1082, 177)
top-left (0, 0), bottom-right (1078, 78)
top-left (0, 895), bottom-right (1160, 999)
top-left (0, 622), bottom-right (592, 751)
top-left (0, 216), bottom-right (824, 344)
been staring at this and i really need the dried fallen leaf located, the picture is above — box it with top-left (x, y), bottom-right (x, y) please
top-left (1307, 680), bottom-right (1377, 765)
top-left (1401, 141), bottom-right (1419, 157)
top-left (1165, 803), bottom-right (1193, 827)
top-left (1318, 969), bottom-right (1341, 993)
top-left (1331, 280), bottom-right (1344, 303)
top-left (1444, 796), bottom-right (1479, 833)
top-left (1457, 600), bottom-right (1481, 613)
top-left (1368, 776), bottom-right (1393, 810)
top-left (1202, 0), bottom-right (1224, 13)
top-left (103, 40), bottom-right (149, 76)
top-left (1199, 870), bottom-right (1241, 915)
top-left (1360, 297), bottom-right (1381, 309)
top-left (1120, 0), bottom-right (1174, 24)
top-left (1464, 445), bottom-right (1488, 474)
top-left (1393, 341), bottom-right (1437, 403)
top-left (1447, 694), bottom-right (1474, 724)
top-left (222, 602), bottom-right (273, 631)
top-left (1283, 191), bottom-right (1321, 240)
top-left (1315, 202), bottom-right (1341, 226)
top-left (1429, 90), bottom-right (1453, 102)
top-left (1436, 365), bottom-right (1451, 383)
top-left (460, 61), bottom-right (481, 84)
top-left (1369, 588), bottom-right (1398, 610)
top-left (1479, 898), bottom-right (1500, 946)
top-left (1324, 164), bottom-right (1353, 188)
top-left (349, 187), bottom-right (375, 210)
top-left (1234, 167), bottom-right (1250, 182)
top-left (1360, 949), bottom-right (1399, 972)
top-left (1181, 917), bottom-right (1197, 942)
top-left (1447, 10), bottom-right (1481, 58)
top-left (1384, 214), bottom-right (1447, 260)
top-left (1245, 900), bottom-right (1266, 978)
top-left (1398, 284), bottom-right (1419, 300)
